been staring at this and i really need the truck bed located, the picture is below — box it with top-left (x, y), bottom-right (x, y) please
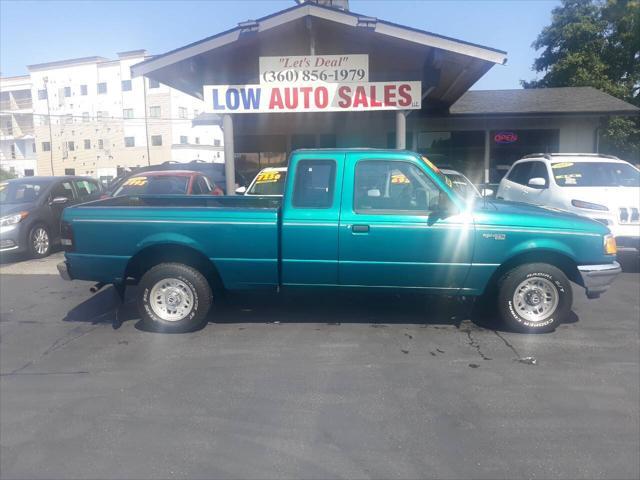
top-left (63, 195), bottom-right (282, 288)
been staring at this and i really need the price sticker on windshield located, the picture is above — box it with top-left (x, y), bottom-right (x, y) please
top-left (255, 172), bottom-right (282, 184)
top-left (124, 177), bottom-right (147, 186)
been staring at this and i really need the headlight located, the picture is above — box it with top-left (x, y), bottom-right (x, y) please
top-left (604, 234), bottom-right (617, 255)
top-left (0, 211), bottom-right (28, 227)
top-left (571, 199), bottom-right (609, 211)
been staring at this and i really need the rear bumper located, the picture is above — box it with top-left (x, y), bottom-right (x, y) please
top-left (578, 262), bottom-right (621, 298)
top-left (57, 261), bottom-right (72, 281)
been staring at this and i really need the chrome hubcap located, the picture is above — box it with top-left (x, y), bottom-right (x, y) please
top-left (513, 277), bottom-right (559, 323)
top-left (149, 278), bottom-right (194, 322)
top-left (33, 228), bottom-right (49, 255)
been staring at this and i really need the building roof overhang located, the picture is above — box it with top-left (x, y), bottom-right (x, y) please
top-left (131, 2), bottom-right (507, 107)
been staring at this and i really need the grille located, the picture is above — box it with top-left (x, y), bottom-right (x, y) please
top-left (619, 207), bottom-right (640, 224)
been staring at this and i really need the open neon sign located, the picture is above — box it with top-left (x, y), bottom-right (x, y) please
top-left (494, 131), bottom-right (518, 144)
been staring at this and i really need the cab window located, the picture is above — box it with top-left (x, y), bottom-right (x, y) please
top-left (507, 162), bottom-right (532, 185)
top-left (51, 181), bottom-right (75, 201)
top-left (73, 179), bottom-right (101, 201)
top-left (354, 161), bottom-right (440, 213)
top-left (292, 160), bottom-right (335, 208)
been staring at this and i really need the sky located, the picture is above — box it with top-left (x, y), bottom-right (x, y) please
top-left (0, 0), bottom-right (560, 90)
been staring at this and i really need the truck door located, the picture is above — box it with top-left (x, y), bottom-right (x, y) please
top-left (338, 153), bottom-right (473, 292)
top-left (280, 152), bottom-right (344, 286)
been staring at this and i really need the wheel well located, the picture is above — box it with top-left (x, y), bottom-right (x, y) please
top-left (124, 244), bottom-right (224, 293)
top-left (483, 250), bottom-right (581, 294)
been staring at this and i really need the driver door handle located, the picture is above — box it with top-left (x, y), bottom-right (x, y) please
top-left (352, 224), bottom-right (370, 233)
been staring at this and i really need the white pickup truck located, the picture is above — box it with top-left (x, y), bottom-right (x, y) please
top-left (497, 153), bottom-right (640, 254)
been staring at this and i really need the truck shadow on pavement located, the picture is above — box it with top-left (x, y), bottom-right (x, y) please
top-left (62, 285), bottom-right (579, 334)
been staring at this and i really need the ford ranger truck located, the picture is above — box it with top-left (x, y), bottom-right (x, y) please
top-left (57, 149), bottom-right (621, 333)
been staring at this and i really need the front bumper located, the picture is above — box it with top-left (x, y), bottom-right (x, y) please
top-left (57, 261), bottom-right (72, 281)
top-left (0, 224), bottom-right (25, 253)
top-left (578, 262), bottom-right (621, 298)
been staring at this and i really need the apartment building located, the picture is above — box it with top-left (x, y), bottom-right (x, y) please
top-left (25, 50), bottom-right (223, 181)
top-left (0, 75), bottom-right (37, 177)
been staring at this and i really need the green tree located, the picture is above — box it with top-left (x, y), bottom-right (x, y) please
top-left (523, 0), bottom-right (640, 161)
top-left (0, 168), bottom-right (16, 181)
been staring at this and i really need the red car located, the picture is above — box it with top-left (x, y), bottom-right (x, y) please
top-left (109, 170), bottom-right (224, 197)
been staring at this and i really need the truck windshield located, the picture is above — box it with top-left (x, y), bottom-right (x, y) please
top-left (247, 170), bottom-right (286, 195)
top-left (112, 176), bottom-right (190, 196)
top-left (552, 161), bottom-right (640, 187)
top-left (0, 180), bottom-right (49, 204)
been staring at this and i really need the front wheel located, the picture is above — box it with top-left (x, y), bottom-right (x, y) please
top-left (137, 263), bottom-right (212, 332)
top-left (29, 225), bottom-right (51, 258)
top-left (497, 263), bottom-right (573, 333)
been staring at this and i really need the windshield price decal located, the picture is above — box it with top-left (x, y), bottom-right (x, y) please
top-left (551, 162), bottom-right (574, 169)
top-left (124, 177), bottom-right (147, 186)
top-left (255, 172), bottom-right (282, 184)
top-left (259, 55), bottom-right (368, 84)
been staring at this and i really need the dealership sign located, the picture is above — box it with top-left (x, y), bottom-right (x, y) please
top-left (203, 54), bottom-right (421, 113)
top-left (259, 54), bottom-right (369, 84)
top-left (203, 82), bottom-right (421, 113)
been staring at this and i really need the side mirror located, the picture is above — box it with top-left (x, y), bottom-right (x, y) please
top-left (528, 177), bottom-right (547, 188)
top-left (235, 186), bottom-right (247, 195)
top-left (50, 196), bottom-right (69, 205)
top-left (481, 188), bottom-right (494, 197)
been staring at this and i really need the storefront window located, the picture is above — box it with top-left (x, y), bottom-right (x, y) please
top-left (489, 129), bottom-right (559, 182)
top-left (416, 131), bottom-right (484, 183)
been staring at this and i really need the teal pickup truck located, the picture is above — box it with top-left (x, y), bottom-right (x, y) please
top-left (58, 149), bottom-right (621, 333)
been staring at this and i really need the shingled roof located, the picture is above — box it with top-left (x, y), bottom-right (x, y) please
top-left (450, 87), bottom-right (639, 116)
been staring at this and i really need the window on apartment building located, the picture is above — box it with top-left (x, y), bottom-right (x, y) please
top-left (5, 121), bottom-right (12, 135)
top-left (38, 89), bottom-right (47, 100)
top-left (151, 135), bottom-right (162, 146)
top-left (65, 114), bottom-right (73, 124)
top-left (97, 82), bottom-right (107, 94)
top-left (24, 169), bottom-right (34, 177)
top-left (179, 107), bottom-right (188, 119)
top-left (195, 137), bottom-right (200, 144)
top-left (84, 139), bottom-right (91, 149)
top-left (82, 112), bottom-right (90, 122)
top-left (67, 141), bottom-right (75, 151)
top-left (194, 109), bottom-right (199, 118)
top-left (148, 78), bottom-right (160, 89)
top-left (65, 168), bottom-right (76, 176)
top-left (97, 111), bottom-right (107, 122)
top-left (98, 139), bottom-right (104, 149)
top-left (32, 143), bottom-right (36, 153)
top-left (124, 137), bottom-right (135, 147)
top-left (10, 145), bottom-right (16, 159)
top-left (123, 108), bottom-right (133, 119)
top-left (214, 139), bottom-right (221, 146)
top-left (64, 87), bottom-right (71, 97)
top-left (180, 136), bottom-right (188, 144)
top-left (80, 85), bottom-right (88, 96)
top-left (42, 142), bottom-right (51, 152)
top-left (121, 80), bottom-right (132, 91)
top-left (149, 106), bottom-right (160, 118)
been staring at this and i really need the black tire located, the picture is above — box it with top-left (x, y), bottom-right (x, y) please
top-left (137, 263), bottom-right (212, 333)
top-left (497, 263), bottom-right (573, 333)
top-left (28, 225), bottom-right (51, 258)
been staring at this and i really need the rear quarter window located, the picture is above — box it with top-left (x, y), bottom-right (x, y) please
top-left (292, 160), bottom-right (336, 208)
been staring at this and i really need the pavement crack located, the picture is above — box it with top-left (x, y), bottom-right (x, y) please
top-left (1, 370), bottom-right (89, 377)
top-left (42, 325), bottom-right (99, 357)
top-left (493, 330), bottom-right (521, 358)
top-left (464, 328), bottom-right (492, 361)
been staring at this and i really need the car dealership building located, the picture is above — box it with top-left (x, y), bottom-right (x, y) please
top-left (82, 1), bottom-right (640, 188)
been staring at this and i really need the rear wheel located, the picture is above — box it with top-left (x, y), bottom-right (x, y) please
top-left (497, 263), bottom-right (572, 333)
top-left (137, 263), bottom-right (212, 332)
top-left (28, 225), bottom-right (50, 258)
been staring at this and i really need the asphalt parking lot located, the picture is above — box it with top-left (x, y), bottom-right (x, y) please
top-left (0, 252), bottom-right (639, 479)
